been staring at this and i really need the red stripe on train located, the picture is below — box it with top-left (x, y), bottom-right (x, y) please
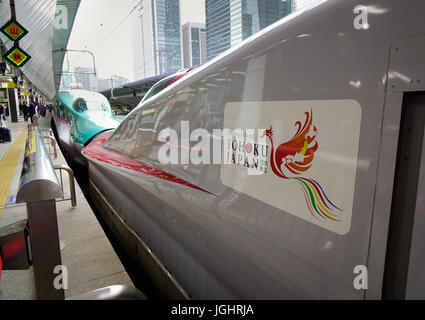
top-left (54, 113), bottom-right (71, 126)
top-left (82, 131), bottom-right (213, 195)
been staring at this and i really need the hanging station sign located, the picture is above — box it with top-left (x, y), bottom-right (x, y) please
top-left (4, 45), bottom-right (31, 68)
top-left (1, 18), bottom-right (28, 42)
top-left (1, 18), bottom-right (31, 68)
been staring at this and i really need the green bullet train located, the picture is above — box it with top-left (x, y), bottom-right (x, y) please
top-left (53, 89), bottom-right (120, 164)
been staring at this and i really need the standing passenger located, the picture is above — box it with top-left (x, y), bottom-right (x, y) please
top-left (23, 103), bottom-right (29, 122)
top-left (0, 104), bottom-right (4, 123)
top-left (0, 104), bottom-right (6, 129)
top-left (29, 102), bottom-right (37, 124)
top-left (4, 104), bottom-right (9, 120)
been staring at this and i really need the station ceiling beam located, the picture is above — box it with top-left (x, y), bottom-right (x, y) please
top-left (0, 0), bottom-right (81, 100)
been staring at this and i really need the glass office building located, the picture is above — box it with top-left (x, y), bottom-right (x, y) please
top-left (164, 0), bottom-right (182, 73)
top-left (132, 0), bottom-right (182, 79)
top-left (74, 67), bottom-right (98, 91)
top-left (206, 0), bottom-right (295, 61)
top-left (154, 0), bottom-right (182, 74)
top-left (205, 0), bottom-right (231, 61)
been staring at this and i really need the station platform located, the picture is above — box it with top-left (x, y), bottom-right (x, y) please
top-left (0, 115), bottom-right (134, 299)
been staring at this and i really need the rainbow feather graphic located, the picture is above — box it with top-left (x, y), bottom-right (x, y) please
top-left (263, 110), bottom-right (342, 221)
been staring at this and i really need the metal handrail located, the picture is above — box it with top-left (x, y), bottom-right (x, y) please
top-left (47, 135), bottom-right (58, 158)
top-left (16, 126), bottom-right (63, 203)
top-left (39, 129), bottom-right (57, 159)
top-left (5, 128), bottom-right (74, 209)
top-left (54, 165), bottom-right (77, 207)
top-left (39, 128), bottom-right (53, 137)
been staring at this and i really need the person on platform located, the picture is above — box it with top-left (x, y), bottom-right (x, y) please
top-left (23, 103), bottom-right (29, 122)
top-left (4, 104), bottom-right (9, 120)
top-left (19, 103), bottom-right (24, 118)
top-left (39, 103), bottom-right (46, 117)
top-left (37, 103), bottom-right (43, 117)
top-left (0, 104), bottom-right (6, 128)
top-left (29, 102), bottom-right (37, 124)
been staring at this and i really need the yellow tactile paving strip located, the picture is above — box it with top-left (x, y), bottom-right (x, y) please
top-left (0, 127), bottom-right (28, 217)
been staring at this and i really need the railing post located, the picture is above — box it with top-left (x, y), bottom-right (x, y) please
top-left (49, 135), bottom-right (58, 159)
top-left (54, 165), bottom-right (77, 207)
top-left (26, 200), bottom-right (64, 300)
top-left (16, 126), bottom-right (64, 300)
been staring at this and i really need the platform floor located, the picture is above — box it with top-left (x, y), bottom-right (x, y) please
top-left (0, 115), bottom-right (133, 299)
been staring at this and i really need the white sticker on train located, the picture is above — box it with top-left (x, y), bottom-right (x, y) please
top-left (221, 100), bottom-right (362, 235)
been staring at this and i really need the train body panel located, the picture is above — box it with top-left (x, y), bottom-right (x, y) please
top-left (82, 0), bottom-right (425, 299)
top-left (54, 89), bottom-right (119, 164)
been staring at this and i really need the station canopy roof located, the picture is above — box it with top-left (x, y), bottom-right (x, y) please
top-left (0, 0), bottom-right (80, 100)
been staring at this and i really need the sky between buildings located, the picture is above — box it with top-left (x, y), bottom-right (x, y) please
top-left (66, 0), bottom-right (317, 83)
top-left (67, 0), bottom-right (135, 82)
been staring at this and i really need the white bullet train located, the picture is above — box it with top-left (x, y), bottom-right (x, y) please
top-left (81, 0), bottom-right (425, 299)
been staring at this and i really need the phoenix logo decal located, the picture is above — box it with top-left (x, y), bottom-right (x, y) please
top-left (262, 110), bottom-right (342, 221)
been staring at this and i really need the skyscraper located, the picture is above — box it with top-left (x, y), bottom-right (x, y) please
top-left (205, 0), bottom-right (231, 61)
top-left (164, 0), bottom-right (182, 72)
top-left (206, 0), bottom-right (295, 61)
top-left (132, 0), bottom-right (182, 79)
top-left (132, 0), bottom-right (206, 80)
top-left (97, 75), bottom-right (130, 92)
top-left (74, 67), bottom-right (98, 91)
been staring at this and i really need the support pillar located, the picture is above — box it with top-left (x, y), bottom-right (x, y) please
top-left (7, 87), bottom-right (19, 123)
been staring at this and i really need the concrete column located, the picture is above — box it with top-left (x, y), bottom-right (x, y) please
top-left (7, 87), bottom-right (19, 122)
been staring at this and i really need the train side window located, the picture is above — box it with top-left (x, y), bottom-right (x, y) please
top-left (143, 78), bottom-right (174, 102)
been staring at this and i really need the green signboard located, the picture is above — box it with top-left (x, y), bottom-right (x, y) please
top-left (1, 18), bottom-right (28, 42)
top-left (4, 45), bottom-right (31, 68)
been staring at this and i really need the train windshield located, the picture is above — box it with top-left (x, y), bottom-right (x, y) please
top-left (86, 101), bottom-right (109, 112)
top-left (73, 98), bottom-right (109, 112)
top-left (142, 77), bottom-right (174, 102)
